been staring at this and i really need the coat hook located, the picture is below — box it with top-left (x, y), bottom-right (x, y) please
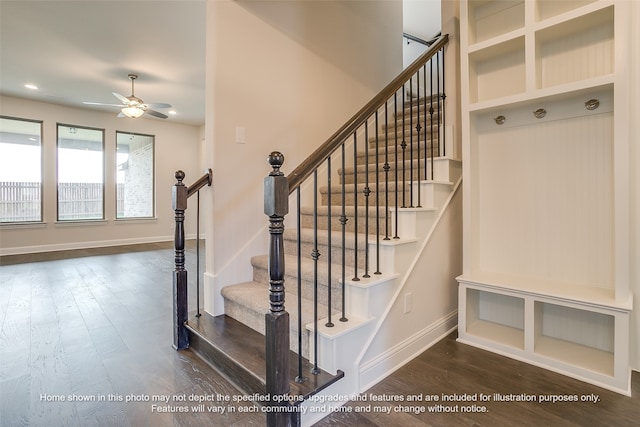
top-left (585, 99), bottom-right (600, 110)
top-left (534, 108), bottom-right (546, 119)
top-left (494, 115), bottom-right (506, 125)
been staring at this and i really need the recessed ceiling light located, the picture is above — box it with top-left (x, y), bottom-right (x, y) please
top-left (168, 110), bottom-right (177, 115)
top-left (24, 83), bottom-right (38, 90)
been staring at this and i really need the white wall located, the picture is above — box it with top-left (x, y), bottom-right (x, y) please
top-left (630, 0), bottom-right (640, 373)
top-left (403, 0), bottom-right (441, 68)
top-left (204, 0), bottom-right (403, 314)
top-left (0, 96), bottom-right (202, 255)
top-left (359, 186), bottom-right (462, 388)
top-left (442, 0), bottom-right (461, 159)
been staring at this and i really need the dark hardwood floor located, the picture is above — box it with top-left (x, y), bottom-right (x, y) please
top-left (1, 242), bottom-right (638, 426)
top-left (0, 241), bottom-right (264, 427)
top-left (317, 335), bottom-right (639, 427)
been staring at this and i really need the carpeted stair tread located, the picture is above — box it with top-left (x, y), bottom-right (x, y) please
top-left (319, 179), bottom-right (451, 196)
top-left (346, 159), bottom-right (443, 185)
top-left (283, 226), bottom-right (383, 250)
top-left (358, 138), bottom-right (440, 157)
top-left (221, 281), bottom-right (336, 331)
top-left (252, 253), bottom-right (357, 290)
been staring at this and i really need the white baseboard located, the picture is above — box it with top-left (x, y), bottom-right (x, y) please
top-left (359, 311), bottom-right (458, 392)
top-left (0, 234), bottom-right (199, 256)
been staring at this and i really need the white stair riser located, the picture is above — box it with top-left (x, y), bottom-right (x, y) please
top-left (307, 318), bottom-right (375, 376)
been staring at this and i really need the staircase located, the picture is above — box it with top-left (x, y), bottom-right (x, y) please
top-left (221, 97), bottom-right (449, 353)
top-left (173, 35), bottom-right (461, 426)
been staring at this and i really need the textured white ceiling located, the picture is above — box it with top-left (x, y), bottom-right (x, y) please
top-left (0, 0), bottom-right (206, 126)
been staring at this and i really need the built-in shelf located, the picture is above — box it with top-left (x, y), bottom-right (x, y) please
top-left (536, 0), bottom-right (599, 22)
top-left (458, 280), bottom-right (631, 394)
top-left (468, 75), bottom-right (613, 114)
top-left (467, 319), bottom-right (524, 350)
top-left (468, 36), bottom-right (525, 103)
top-left (535, 5), bottom-right (614, 90)
top-left (465, 287), bottom-right (525, 348)
top-left (467, 0), bottom-right (525, 45)
top-left (459, 272), bottom-right (630, 311)
top-left (534, 336), bottom-right (614, 377)
top-left (534, 301), bottom-right (615, 376)
top-left (459, 0), bottom-right (631, 395)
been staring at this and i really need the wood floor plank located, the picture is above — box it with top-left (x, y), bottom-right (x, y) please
top-left (0, 375), bottom-right (32, 427)
top-left (0, 320), bottom-right (31, 380)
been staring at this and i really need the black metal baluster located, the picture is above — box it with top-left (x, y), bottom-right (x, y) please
top-left (430, 58), bottom-right (435, 180)
top-left (326, 156), bottom-right (334, 327)
top-left (438, 48), bottom-right (443, 161)
top-left (374, 111), bottom-right (381, 275)
top-left (352, 130), bottom-right (360, 282)
top-left (384, 101), bottom-right (390, 242)
top-left (340, 142), bottom-right (348, 322)
top-left (423, 63), bottom-right (429, 182)
top-left (312, 170), bottom-right (320, 374)
top-left (409, 79), bottom-right (414, 208)
top-left (442, 46), bottom-right (447, 158)
top-left (416, 71), bottom-right (422, 208)
top-left (401, 86), bottom-right (407, 209)
top-left (363, 121), bottom-right (370, 279)
top-left (196, 190), bottom-right (201, 317)
top-left (296, 187), bottom-right (305, 383)
top-left (394, 91), bottom-right (400, 239)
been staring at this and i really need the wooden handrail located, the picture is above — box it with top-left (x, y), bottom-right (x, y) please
top-left (287, 33), bottom-right (448, 192)
top-left (403, 32), bottom-right (440, 46)
top-left (187, 168), bottom-right (213, 198)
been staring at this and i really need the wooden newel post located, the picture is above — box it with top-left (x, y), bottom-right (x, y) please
top-left (264, 152), bottom-right (291, 427)
top-left (173, 170), bottom-right (189, 350)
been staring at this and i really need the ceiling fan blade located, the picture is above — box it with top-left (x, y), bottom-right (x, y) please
top-left (83, 101), bottom-right (125, 107)
top-left (144, 102), bottom-right (172, 109)
top-left (112, 92), bottom-right (129, 104)
top-left (145, 109), bottom-right (168, 119)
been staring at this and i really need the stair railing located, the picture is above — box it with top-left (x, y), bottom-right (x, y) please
top-left (265, 34), bottom-right (449, 397)
top-left (172, 168), bottom-right (213, 350)
top-left (403, 31), bottom-right (441, 47)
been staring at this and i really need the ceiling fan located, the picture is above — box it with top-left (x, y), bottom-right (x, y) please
top-left (83, 74), bottom-right (172, 119)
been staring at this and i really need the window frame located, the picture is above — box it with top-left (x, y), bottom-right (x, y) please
top-left (0, 115), bottom-right (44, 224)
top-left (56, 123), bottom-right (105, 222)
top-left (115, 131), bottom-right (156, 220)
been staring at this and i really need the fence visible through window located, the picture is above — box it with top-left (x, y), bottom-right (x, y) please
top-left (1, 182), bottom-right (124, 222)
top-left (0, 181), bottom-right (40, 222)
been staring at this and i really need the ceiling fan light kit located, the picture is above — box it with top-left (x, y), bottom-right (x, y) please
top-left (83, 73), bottom-right (171, 119)
top-left (121, 106), bottom-right (145, 118)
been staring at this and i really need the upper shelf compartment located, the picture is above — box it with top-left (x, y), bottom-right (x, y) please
top-left (535, 0), bottom-right (598, 21)
top-left (468, 36), bottom-right (525, 104)
top-left (467, 0), bottom-right (525, 45)
top-left (535, 5), bottom-right (614, 90)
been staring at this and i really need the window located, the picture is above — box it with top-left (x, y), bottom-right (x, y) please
top-left (0, 116), bottom-right (43, 223)
top-left (57, 124), bottom-right (104, 221)
top-left (116, 132), bottom-right (155, 219)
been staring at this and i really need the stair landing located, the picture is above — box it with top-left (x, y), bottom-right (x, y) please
top-left (185, 313), bottom-right (344, 401)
